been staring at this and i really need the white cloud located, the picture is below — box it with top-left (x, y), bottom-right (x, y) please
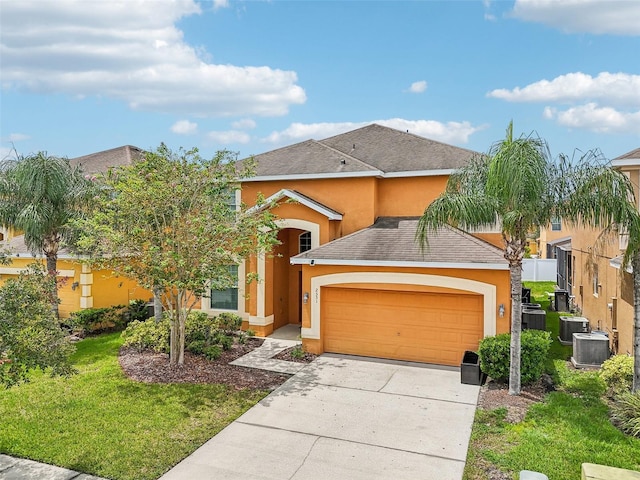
top-left (408, 80), bottom-right (427, 93)
top-left (7, 133), bottom-right (30, 142)
top-left (484, 13), bottom-right (497, 21)
top-left (488, 72), bottom-right (640, 107)
top-left (171, 120), bottom-right (198, 135)
top-left (544, 103), bottom-right (640, 134)
top-left (207, 130), bottom-right (251, 144)
top-left (231, 118), bottom-right (257, 130)
top-left (510, 0), bottom-right (640, 36)
top-left (213, 0), bottom-right (230, 10)
top-left (0, 1), bottom-right (306, 117)
top-left (263, 118), bottom-right (485, 146)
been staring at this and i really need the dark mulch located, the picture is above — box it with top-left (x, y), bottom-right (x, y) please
top-left (477, 378), bottom-right (549, 423)
top-left (271, 346), bottom-right (318, 363)
top-left (119, 337), bottom-right (290, 391)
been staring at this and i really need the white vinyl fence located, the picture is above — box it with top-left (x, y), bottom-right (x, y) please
top-left (522, 258), bottom-right (557, 282)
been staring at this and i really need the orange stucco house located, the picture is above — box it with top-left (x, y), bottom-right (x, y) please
top-left (1, 127), bottom-right (512, 367)
top-left (230, 124), bottom-right (512, 366)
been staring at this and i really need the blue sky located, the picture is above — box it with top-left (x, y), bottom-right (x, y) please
top-left (1, 0), bottom-right (639, 163)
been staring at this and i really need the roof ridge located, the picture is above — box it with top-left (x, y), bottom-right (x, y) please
top-left (315, 142), bottom-right (380, 172)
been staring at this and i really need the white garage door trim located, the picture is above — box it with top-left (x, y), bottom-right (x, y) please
top-left (302, 272), bottom-right (497, 340)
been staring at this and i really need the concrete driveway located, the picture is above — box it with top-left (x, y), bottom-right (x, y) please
top-left (159, 354), bottom-right (480, 480)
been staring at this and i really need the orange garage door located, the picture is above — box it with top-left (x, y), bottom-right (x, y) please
top-left (322, 287), bottom-right (483, 366)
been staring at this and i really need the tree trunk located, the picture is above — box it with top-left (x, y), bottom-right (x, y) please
top-left (177, 290), bottom-right (186, 366)
top-left (45, 253), bottom-right (60, 320)
top-left (153, 287), bottom-right (163, 322)
top-left (169, 300), bottom-right (179, 366)
top-left (509, 262), bottom-right (523, 395)
top-left (633, 251), bottom-right (640, 393)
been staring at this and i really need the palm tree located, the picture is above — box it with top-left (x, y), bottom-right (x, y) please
top-left (0, 152), bottom-right (91, 316)
top-left (417, 122), bottom-right (638, 395)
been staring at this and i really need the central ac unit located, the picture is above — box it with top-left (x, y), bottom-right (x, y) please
top-left (559, 316), bottom-right (589, 344)
top-left (572, 333), bottom-right (609, 368)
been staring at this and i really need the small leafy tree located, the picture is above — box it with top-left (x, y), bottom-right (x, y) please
top-left (0, 263), bottom-right (76, 387)
top-left (74, 145), bottom-right (278, 366)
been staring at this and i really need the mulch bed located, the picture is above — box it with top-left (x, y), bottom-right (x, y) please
top-left (271, 346), bottom-right (318, 363)
top-left (477, 378), bottom-right (549, 423)
top-left (119, 337), bottom-right (290, 391)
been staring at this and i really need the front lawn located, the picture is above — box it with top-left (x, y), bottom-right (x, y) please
top-left (464, 282), bottom-right (640, 479)
top-left (0, 333), bottom-right (270, 480)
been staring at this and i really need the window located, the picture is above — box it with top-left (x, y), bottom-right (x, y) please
top-left (551, 218), bottom-right (562, 231)
top-left (299, 231), bottom-right (312, 253)
top-left (211, 265), bottom-right (238, 310)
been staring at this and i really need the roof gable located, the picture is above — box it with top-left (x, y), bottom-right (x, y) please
top-left (250, 189), bottom-right (343, 220)
top-left (71, 145), bottom-right (145, 174)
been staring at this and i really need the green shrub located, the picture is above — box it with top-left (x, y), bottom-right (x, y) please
top-left (600, 355), bottom-right (634, 397)
top-left (127, 299), bottom-right (150, 323)
top-left (68, 305), bottom-right (128, 334)
top-left (121, 318), bottom-right (170, 353)
top-left (215, 333), bottom-right (234, 351)
top-left (203, 344), bottom-right (222, 361)
top-left (185, 310), bottom-right (216, 344)
top-left (479, 330), bottom-right (552, 384)
top-left (610, 392), bottom-right (640, 437)
top-left (121, 310), bottom-right (239, 357)
top-left (186, 340), bottom-right (206, 355)
top-left (215, 312), bottom-right (242, 334)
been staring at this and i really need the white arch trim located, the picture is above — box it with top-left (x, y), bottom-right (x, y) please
top-left (275, 218), bottom-right (320, 249)
top-left (302, 272), bottom-right (497, 340)
top-left (250, 218), bottom-right (321, 328)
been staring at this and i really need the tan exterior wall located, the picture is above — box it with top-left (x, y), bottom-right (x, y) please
top-left (570, 160), bottom-right (639, 356)
top-left (539, 224), bottom-right (570, 259)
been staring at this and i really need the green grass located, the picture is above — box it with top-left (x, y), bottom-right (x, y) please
top-left (464, 282), bottom-right (640, 480)
top-left (0, 333), bottom-right (270, 480)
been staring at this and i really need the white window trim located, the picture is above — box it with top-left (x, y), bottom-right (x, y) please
top-left (201, 261), bottom-right (246, 316)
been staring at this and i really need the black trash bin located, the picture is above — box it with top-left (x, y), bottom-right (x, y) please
top-left (461, 351), bottom-right (483, 385)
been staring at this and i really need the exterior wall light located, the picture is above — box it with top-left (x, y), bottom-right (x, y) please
top-left (303, 292), bottom-right (309, 304)
top-left (498, 304), bottom-right (505, 318)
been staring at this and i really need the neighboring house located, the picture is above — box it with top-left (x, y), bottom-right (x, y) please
top-left (562, 148), bottom-right (639, 356)
top-left (0, 146), bottom-right (151, 317)
top-left (230, 124), bottom-right (512, 366)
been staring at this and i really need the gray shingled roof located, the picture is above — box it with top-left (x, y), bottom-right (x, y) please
top-left (71, 145), bottom-right (145, 174)
top-left (613, 147), bottom-right (640, 161)
top-left (291, 217), bottom-right (507, 267)
top-left (247, 124), bottom-right (478, 179)
top-left (3, 234), bottom-right (71, 258)
top-left (248, 139), bottom-right (379, 178)
top-left (320, 124), bottom-right (478, 173)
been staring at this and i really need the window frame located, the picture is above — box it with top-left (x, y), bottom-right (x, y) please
top-left (299, 231), bottom-right (312, 253)
top-left (210, 264), bottom-right (239, 311)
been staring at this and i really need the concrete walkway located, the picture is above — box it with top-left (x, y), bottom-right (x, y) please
top-left (0, 454), bottom-right (107, 480)
top-left (160, 354), bottom-right (480, 480)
